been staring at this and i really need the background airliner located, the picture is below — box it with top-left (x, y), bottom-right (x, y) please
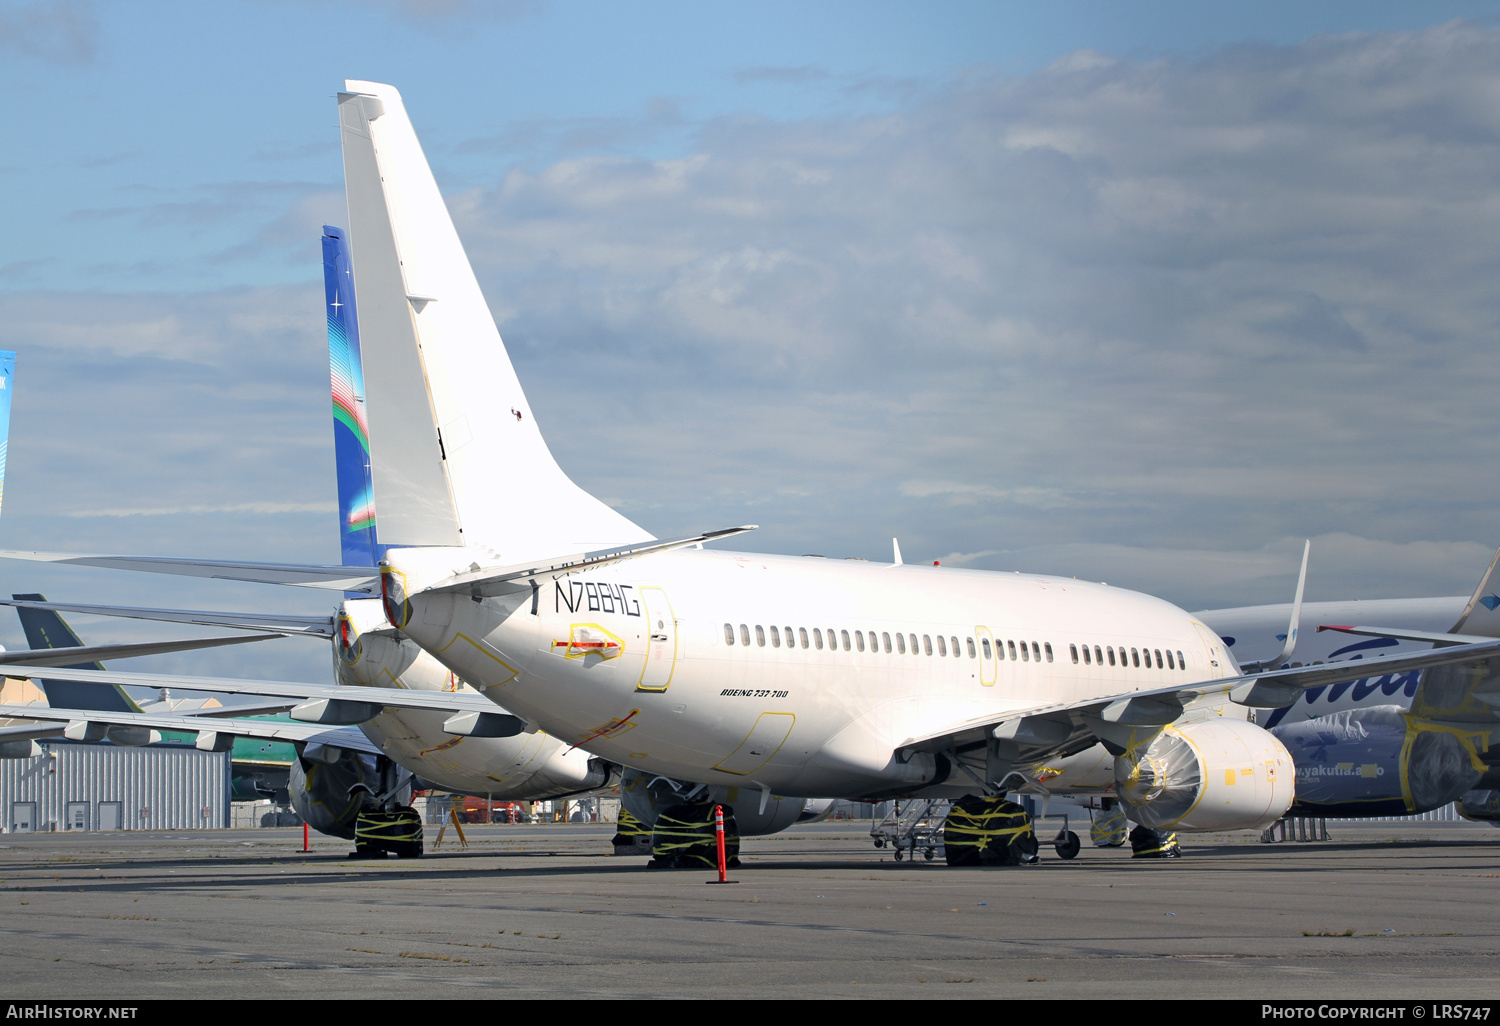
top-left (1195, 549), bottom-right (1500, 821)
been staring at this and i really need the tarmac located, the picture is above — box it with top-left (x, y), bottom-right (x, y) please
top-left (0, 818), bottom-right (1498, 1000)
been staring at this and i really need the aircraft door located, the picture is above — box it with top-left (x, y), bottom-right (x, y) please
top-left (636, 586), bottom-right (678, 692)
top-left (1191, 621), bottom-right (1229, 679)
top-left (976, 626), bottom-right (997, 686)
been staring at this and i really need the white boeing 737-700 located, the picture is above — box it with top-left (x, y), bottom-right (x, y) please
top-left (10, 82), bottom-right (1500, 857)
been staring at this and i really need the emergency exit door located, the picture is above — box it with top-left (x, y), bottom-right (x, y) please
top-left (635, 587), bottom-right (678, 692)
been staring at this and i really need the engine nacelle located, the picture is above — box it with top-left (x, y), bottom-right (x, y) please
top-left (289, 746), bottom-right (380, 839)
top-left (1271, 706), bottom-right (1485, 817)
top-left (1116, 718), bottom-right (1293, 831)
top-left (1458, 789), bottom-right (1500, 825)
top-left (619, 769), bottom-right (813, 836)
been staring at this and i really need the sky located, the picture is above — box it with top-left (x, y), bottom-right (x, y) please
top-left (4, 0), bottom-right (1500, 688)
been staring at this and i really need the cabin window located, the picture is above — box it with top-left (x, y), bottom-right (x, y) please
top-left (841, 630), bottom-right (851, 652)
top-left (1131, 648), bottom-right (1140, 667)
top-left (1177, 650), bottom-right (1185, 670)
top-left (813, 628), bottom-right (824, 650)
top-left (740, 624), bottom-right (750, 646)
top-left (770, 626), bottom-right (780, 648)
top-left (951, 636), bottom-right (960, 657)
top-left (923, 635), bottom-right (933, 656)
top-left (909, 633), bottom-right (918, 654)
top-left (1107, 647), bottom-right (1116, 666)
top-left (897, 633), bottom-right (907, 654)
top-left (1020, 640), bottom-right (1029, 662)
top-left (755, 625), bottom-right (766, 647)
top-left (1166, 649), bottom-right (1174, 669)
top-left (1154, 649), bottom-right (1163, 668)
top-left (1081, 645), bottom-right (1091, 665)
top-left (799, 627), bottom-right (809, 649)
top-left (882, 632), bottom-right (892, 653)
top-left (937, 635), bottom-right (947, 657)
top-left (966, 638), bottom-right (976, 658)
top-left (984, 638), bottom-right (995, 659)
top-left (1093, 645), bottom-right (1103, 666)
top-left (1070, 644), bottom-right (1079, 664)
top-left (855, 630), bottom-right (865, 652)
top-left (724, 623), bottom-right (735, 645)
top-left (868, 631), bottom-right (878, 652)
top-left (1044, 643), bottom-right (1053, 663)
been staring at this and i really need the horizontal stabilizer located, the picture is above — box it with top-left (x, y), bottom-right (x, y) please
top-left (0, 551), bottom-right (380, 593)
top-left (0, 633), bottom-right (281, 668)
top-left (420, 526), bottom-right (758, 598)
top-left (0, 598), bottom-right (335, 639)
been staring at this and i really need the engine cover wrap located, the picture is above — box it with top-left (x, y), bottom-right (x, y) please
top-left (1116, 719), bottom-right (1294, 831)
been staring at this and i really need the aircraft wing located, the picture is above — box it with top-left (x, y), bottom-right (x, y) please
top-left (0, 633), bottom-right (283, 667)
top-left (897, 635), bottom-right (1500, 770)
top-left (0, 703), bottom-right (380, 755)
top-left (0, 551), bottom-right (379, 594)
top-left (421, 526), bottom-right (758, 598)
top-left (0, 598), bottom-right (335, 638)
top-left (0, 663), bottom-right (519, 724)
top-left (1315, 624), bottom-right (1489, 648)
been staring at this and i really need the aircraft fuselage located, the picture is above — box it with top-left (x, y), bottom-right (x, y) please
top-left (386, 547), bottom-right (1235, 800)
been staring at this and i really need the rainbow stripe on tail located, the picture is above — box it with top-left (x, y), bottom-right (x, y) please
top-left (323, 227), bottom-right (378, 568)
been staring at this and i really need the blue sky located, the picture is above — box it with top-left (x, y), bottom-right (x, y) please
top-left (5, 0), bottom-right (1500, 686)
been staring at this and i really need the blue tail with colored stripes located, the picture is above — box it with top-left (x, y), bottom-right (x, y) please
top-left (323, 226), bottom-right (379, 569)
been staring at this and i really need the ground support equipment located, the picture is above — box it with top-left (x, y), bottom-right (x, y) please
top-left (870, 799), bottom-right (950, 861)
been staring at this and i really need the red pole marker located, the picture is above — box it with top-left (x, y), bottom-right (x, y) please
top-left (707, 803), bottom-right (737, 884)
top-left (715, 805), bottom-right (727, 882)
top-left (303, 821), bottom-right (310, 853)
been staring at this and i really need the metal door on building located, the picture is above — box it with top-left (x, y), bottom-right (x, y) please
top-left (97, 802), bottom-right (122, 831)
top-left (66, 803), bottom-right (88, 831)
top-left (9, 802), bottom-right (36, 833)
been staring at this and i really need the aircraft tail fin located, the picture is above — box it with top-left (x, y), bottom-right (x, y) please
top-left (323, 225), bottom-right (379, 569)
top-left (0, 350), bottom-right (15, 523)
top-left (337, 82), bottom-right (653, 561)
top-left (11, 593), bottom-right (141, 713)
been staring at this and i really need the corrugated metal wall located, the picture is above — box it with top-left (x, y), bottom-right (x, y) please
top-left (1, 741), bottom-right (232, 832)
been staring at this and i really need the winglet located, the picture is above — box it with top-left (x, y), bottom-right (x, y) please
top-left (1240, 539), bottom-right (1309, 672)
top-left (1449, 544), bottom-right (1500, 637)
